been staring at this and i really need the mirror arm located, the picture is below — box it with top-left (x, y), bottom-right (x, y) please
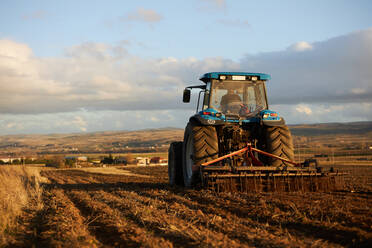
top-left (186, 85), bottom-right (206, 90)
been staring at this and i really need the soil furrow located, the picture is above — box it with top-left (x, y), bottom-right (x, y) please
top-left (180, 189), bottom-right (371, 246)
top-left (37, 188), bottom-right (99, 247)
top-left (91, 189), bottom-right (242, 248)
top-left (66, 189), bottom-right (172, 248)
top-left (36, 167), bottom-right (372, 248)
top-left (114, 188), bottom-right (313, 247)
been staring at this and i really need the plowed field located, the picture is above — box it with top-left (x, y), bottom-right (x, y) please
top-left (10, 166), bottom-right (372, 248)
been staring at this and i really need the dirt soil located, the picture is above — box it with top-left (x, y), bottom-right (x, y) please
top-left (75, 167), bottom-right (152, 178)
top-left (9, 166), bottom-right (372, 248)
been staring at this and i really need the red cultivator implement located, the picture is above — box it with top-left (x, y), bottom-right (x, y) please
top-left (200, 144), bottom-right (345, 192)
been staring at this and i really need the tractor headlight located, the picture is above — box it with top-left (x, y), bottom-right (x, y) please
top-left (263, 114), bottom-right (269, 119)
top-left (232, 75), bottom-right (246, 80)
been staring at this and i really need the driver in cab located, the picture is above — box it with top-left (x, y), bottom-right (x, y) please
top-left (220, 89), bottom-right (242, 113)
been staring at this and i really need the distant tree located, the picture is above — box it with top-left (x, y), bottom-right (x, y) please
top-left (32, 157), bottom-right (48, 164)
top-left (64, 158), bottom-right (76, 167)
top-left (25, 158), bottom-right (35, 164)
top-left (101, 154), bottom-right (114, 164)
top-left (45, 155), bottom-right (66, 168)
top-left (12, 159), bottom-right (21, 165)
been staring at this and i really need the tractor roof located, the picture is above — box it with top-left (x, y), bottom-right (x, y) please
top-left (199, 72), bottom-right (271, 83)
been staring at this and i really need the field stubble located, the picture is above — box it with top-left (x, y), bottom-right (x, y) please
top-left (2, 165), bottom-right (372, 247)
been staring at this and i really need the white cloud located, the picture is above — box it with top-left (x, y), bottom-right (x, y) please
top-left (288, 41), bottom-right (313, 52)
top-left (6, 122), bottom-right (17, 129)
top-left (72, 116), bottom-right (87, 132)
top-left (0, 29), bottom-right (372, 133)
top-left (240, 28), bottom-right (372, 106)
top-left (0, 39), bottom-right (32, 61)
top-left (54, 115), bottom-right (87, 132)
top-left (295, 104), bottom-right (312, 115)
top-left (3, 121), bottom-right (24, 131)
top-left (0, 39), bottom-right (240, 114)
top-left (0, 110), bottom-right (192, 135)
top-left (150, 116), bottom-right (160, 122)
top-left (272, 103), bottom-right (372, 124)
top-left (122, 8), bottom-right (163, 23)
top-left (351, 88), bottom-right (366, 94)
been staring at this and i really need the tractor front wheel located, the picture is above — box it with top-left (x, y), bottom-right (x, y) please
top-left (182, 123), bottom-right (219, 187)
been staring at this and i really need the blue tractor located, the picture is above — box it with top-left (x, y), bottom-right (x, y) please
top-left (168, 72), bottom-right (341, 191)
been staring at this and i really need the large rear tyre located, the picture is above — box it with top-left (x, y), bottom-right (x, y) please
top-left (182, 123), bottom-right (219, 187)
top-left (261, 125), bottom-right (294, 167)
top-left (168, 141), bottom-right (184, 186)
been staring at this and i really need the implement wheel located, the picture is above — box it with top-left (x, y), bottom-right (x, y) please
top-left (261, 125), bottom-right (294, 167)
top-left (182, 122), bottom-right (219, 187)
top-left (168, 142), bottom-right (184, 186)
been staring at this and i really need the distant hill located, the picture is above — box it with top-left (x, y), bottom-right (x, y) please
top-left (0, 121), bottom-right (371, 156)
top-left (289, 121), bottom-right (372, 136)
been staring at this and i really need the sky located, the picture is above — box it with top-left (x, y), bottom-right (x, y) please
top-left (0, 0), bottom-right (371, 134)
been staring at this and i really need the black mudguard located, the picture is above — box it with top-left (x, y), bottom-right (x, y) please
top-left (262, 117), bottom-right (286, 127)
top-left (189, 115), bottom-right (225, 126)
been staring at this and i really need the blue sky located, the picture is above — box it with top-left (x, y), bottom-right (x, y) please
top-left (0, 0), bottom-right (371, 134)
top-left (2, 0), bottom-right (371, 59)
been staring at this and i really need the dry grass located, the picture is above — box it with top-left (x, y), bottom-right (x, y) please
top-left (0, 166), bottom-right (44, 245)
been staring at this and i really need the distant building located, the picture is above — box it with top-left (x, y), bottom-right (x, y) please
top-left (0, 158), bottom-right (10, 163)
top-left (0, 158), bottom-right (9, 163)
top-left (150, 157), bottom-right (161, 164)
top-left (91, 159), bottom-right (101, 164)
top-left (136, 157), bottom-right (150, 166)
top-left (160, 158), bottom-right (168, 164)
top-left (65, 156), bottom-right (88, 162)
top-left (0, 157), bottom-right (21, 163)
top-left (150, 157), bottom-right (168, 165)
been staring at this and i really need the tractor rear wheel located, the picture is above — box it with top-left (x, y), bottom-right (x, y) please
top-left (261, 125), bottom-right (294, 167)
top-left (182, 122), bottom-right (219, 187)
top-left (168, 142), bottom-right (184, 186)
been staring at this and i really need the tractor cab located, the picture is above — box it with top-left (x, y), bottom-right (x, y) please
top-left (183, 72), bottom-right (281, 125)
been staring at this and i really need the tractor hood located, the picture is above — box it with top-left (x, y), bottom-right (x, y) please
top-left (192, 108), bottom-right (285, 127)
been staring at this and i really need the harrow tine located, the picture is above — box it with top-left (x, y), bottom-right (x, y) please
top-left (199, 143), bottom-right (346, 193)
top-left (203, 172), bottom-right (345, 193)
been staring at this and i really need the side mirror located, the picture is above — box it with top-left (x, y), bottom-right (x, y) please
top-left (183, 89), bottom-right (191, 103)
